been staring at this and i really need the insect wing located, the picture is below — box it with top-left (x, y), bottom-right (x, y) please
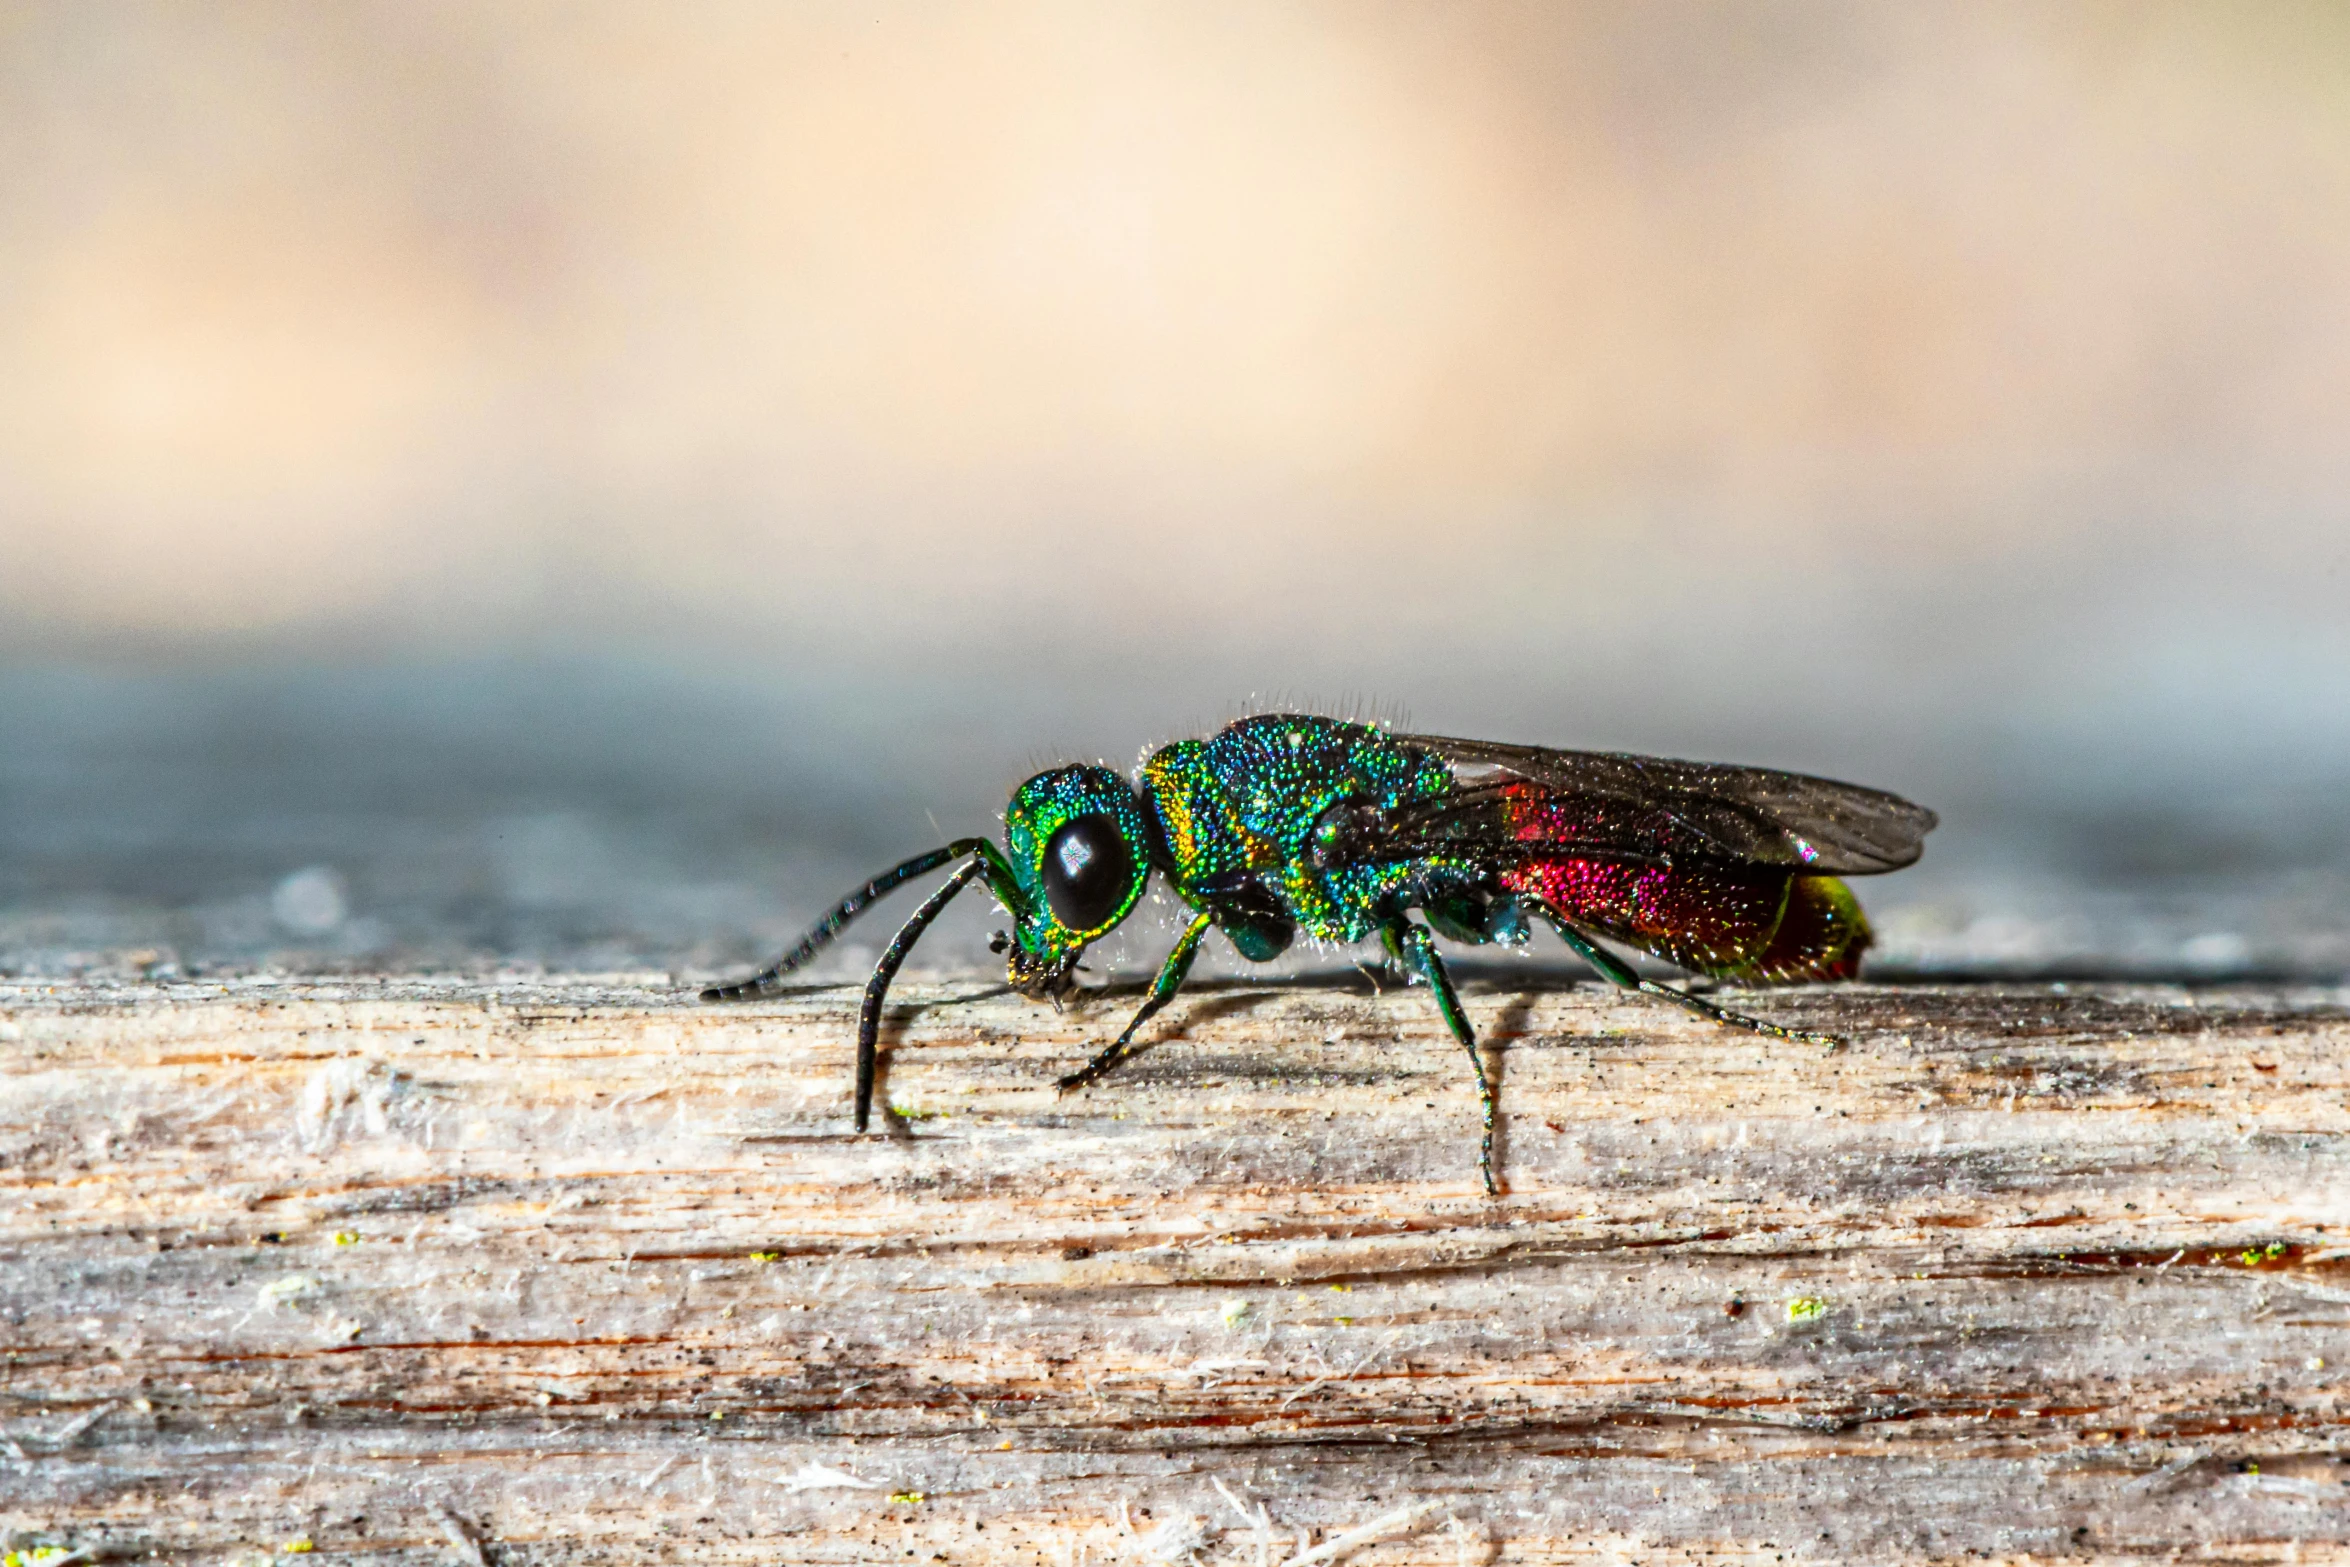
top-left (1369, 733), bottom-right (1937, 876)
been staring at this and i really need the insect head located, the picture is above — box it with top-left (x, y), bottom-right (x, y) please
top-left (698, 761), bottom-right (1156, 1131)
top-left (993, 765), bottom-right (1156, 1000)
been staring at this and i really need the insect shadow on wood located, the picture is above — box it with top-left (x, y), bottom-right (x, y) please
top-left (700, 714), bottom-right (1935, 1195)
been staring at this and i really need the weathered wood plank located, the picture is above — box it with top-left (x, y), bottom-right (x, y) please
top-left (4, 972), bottom-right (2349, 1563)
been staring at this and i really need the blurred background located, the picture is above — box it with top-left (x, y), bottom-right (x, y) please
top-left (3, 1), bottom-right (2346, 984)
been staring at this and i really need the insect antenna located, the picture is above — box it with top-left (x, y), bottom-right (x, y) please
top-left (700, 838), bottom-right (994, 1001)
top-left (855, 856), bottom-right (989, 1130)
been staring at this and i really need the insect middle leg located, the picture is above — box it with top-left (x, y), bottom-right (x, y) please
top-left (1387, 919), bottom-right (1500, 1198)
top-left (1518, 895), bottom-right (1837, 1047)
top-left (1056, 912), bottom-right (1216, 1093)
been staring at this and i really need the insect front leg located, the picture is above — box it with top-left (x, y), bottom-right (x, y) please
top-left (1388, 919), bottom-right (1500, 1198)
top-left (1520, 896), bottom-right (1838, 1048)
top-left (1055, 911), bottom-right (1216, 1093)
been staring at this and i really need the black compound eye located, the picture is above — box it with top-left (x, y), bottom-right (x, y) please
top-left (1041, 814), bottom-right (1134, 931)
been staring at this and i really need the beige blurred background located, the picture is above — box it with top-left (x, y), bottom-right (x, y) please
top-left (3, 2), bottom-right (2347, 976)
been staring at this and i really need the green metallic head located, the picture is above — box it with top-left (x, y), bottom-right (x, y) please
top-left (994, 764), bottom-right (1155, 998)
top-left (692, 759), bottom-right (1159, 1127)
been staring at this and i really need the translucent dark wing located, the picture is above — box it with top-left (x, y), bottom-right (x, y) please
top-left (1371, 732), bottom-right (1937, 876)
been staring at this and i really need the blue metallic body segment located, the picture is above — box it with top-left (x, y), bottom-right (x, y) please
top-left (702, 710), bottom-right (1934, 1197)
top-left (1142, 715), bottom-right (1518, 953)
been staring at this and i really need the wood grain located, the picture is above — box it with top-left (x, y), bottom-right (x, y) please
top-left (4, 970), bottom-right (2349, 1563)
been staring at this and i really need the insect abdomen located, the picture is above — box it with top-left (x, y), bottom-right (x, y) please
top-left (1500, 859), bottom-right (1871, 982)
top-left (1732, 873), bottom-right (1871, 981)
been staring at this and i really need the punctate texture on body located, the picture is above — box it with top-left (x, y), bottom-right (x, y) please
top-left (704, 713), bottom-right (1937, 1192)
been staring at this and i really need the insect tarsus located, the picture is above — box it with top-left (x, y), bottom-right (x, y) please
top-left (699, 714), bottom-right (1931, 1194)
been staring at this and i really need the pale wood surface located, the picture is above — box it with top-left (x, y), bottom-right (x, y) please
top-left (4, 971), bottom-right (2349, 1563)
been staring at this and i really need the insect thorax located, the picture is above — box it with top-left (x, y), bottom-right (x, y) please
top-left (1138, 714), bottom-right (1500, 952)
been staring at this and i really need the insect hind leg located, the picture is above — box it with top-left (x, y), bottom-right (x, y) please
top-left (1518, 895), bottom-right (1839, 1048)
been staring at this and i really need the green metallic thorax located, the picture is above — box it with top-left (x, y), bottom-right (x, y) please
top-left (1138, 714), bottom-right (1505, 955)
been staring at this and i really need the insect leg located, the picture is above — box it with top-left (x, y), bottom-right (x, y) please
top-left (1390, 920), bottom-right (1499, 1198)
top-left (854, 857), bottom-right (990, 1131)
top-left (1518, 894), bottom-right (1837, 1047)
top-left (1056, 911), bottom-right (1215, 1092)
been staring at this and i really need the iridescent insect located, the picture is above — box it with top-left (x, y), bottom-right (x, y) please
top-left (703, 714), bottom-right (1935, 1194)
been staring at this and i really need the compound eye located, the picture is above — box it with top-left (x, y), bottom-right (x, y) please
top-left (1041, 814), bottom-right (1134, 932)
